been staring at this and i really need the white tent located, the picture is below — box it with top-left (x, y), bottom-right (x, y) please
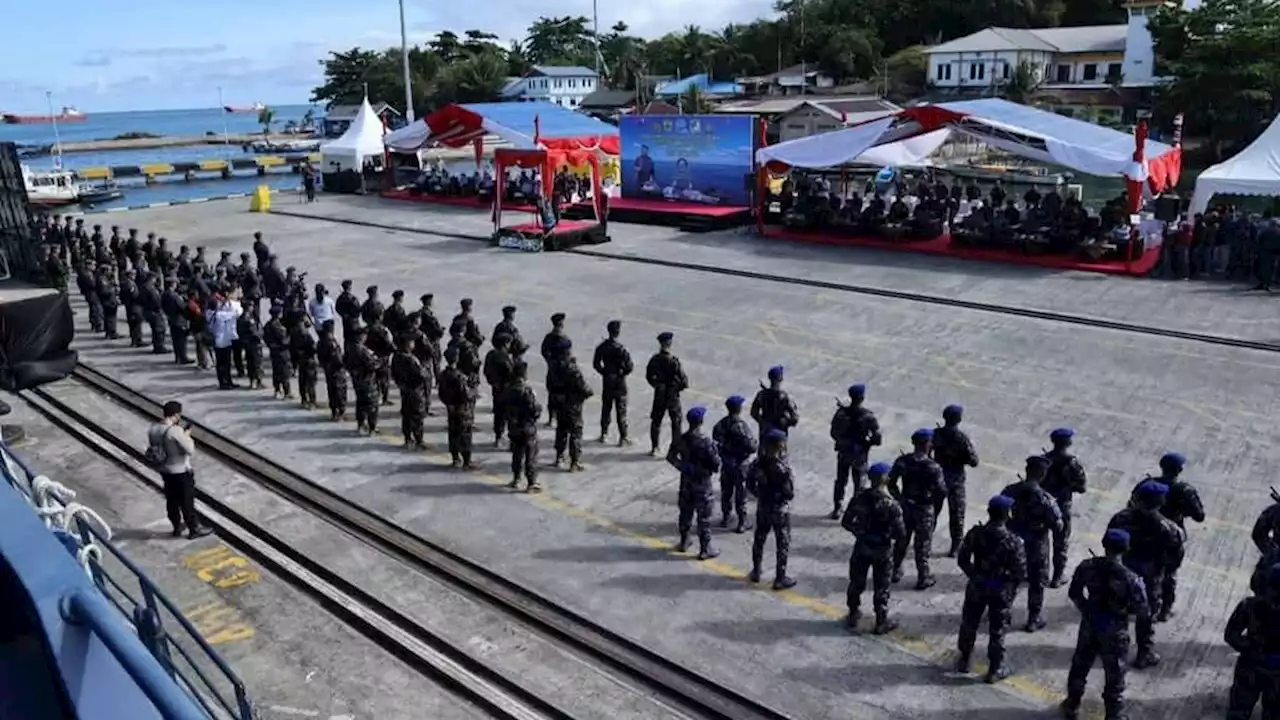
top-left (1190, 115), bottom-right (1280, 214)
top-left (320, 97), bottom-right (385, 173)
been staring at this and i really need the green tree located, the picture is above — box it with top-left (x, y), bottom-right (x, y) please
top-left (524, 16), bottom-right (595, 66)
top-left (438, 50), bottom-right (509, 104)
top-left (257, 106), bottom-right (275, 138)
top-left (1001, 61), bottom-right (1042, 103)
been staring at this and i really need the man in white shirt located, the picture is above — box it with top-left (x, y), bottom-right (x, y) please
top-left (309, 283), bottom-right (336, 328)
top-left (146, 400), bottom-right (212, 539)
top-left (208, 295), bottom-right (243, 389)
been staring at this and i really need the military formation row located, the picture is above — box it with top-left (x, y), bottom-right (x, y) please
top-left (34, 217), bottom-right (1280, 720)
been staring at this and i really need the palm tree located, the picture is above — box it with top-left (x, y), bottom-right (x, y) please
top-left (678, 25), bottom-right (714, 77)
top-left (681, 85), bottom-right (712, 113)
top-left (1000, 61), bottom-right (1041, 104)
top-left (443, 51), bottom-right (509, 103)
top-left (257, 106), bottom-right (275, 139)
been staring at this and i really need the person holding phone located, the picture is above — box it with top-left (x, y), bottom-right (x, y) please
top-left (146, 401), bottom-right (212, 539)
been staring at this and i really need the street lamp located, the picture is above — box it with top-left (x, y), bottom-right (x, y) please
top-left (399, 0), bottom-right (415, 122)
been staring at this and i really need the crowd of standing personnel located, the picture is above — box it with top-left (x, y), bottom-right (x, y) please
top-left (32, 213), bottom-right (1280, 720)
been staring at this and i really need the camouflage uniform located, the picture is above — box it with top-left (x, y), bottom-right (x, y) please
top-left (931, 421), bottom-right (979, 554)
top-left (391, 350), bottom-right (429, 448)
top-left (552, 357), bottom-right (592, 468)
top-left (318, 330), bottom-right (349, 420)
top-left (1107, 494), bottom-right (1183, 665)
top-left (503, 379), bottom-right (542, 489)
top-left (77, 264), bottom-right (102, 332)
top-left (264, 316), bottom-right (294, 398)
top-left (367, 323), bottom-right (395, 405)
top-left (1001, 475), bottom-right (1063, 630)
top-left (712, 408), bottom-right (757, 530)
top-left (1129, 470), bottom-right (1204, 620)
top-left (842, 482), bottom-right (906, 633)
top-left (291, 327), bottom-right (320, 409)
top-left (438, 364), bottom-right (478, 467)
top-left (749, 381), bottom-right (798, 438)
top-left (1225, 585), bottom-right (1280, 720)
top-left (1044, 445), bottom-right (1088, 585)
top-left (483, 344), bottom-right (516, 442)
top-left (889, 452), bottom-right (946, 587)
top-left (1062, 550), bottom-right (1149, 719)
top-left (541, 326), bottom-right (570, 423)
top-left (347, 342), bottom-right (382, 433)
top-left (829, 400), bottom-right (882, 516)
top-left (748, 448), bottom-right (796, 587)
top-left (956, 514), bottom-right (1026, 677)
top-left (593, 334), bottom-right (633, 442)
top-left (645, 344), bottom-right (688, 453)
top-left (666, 421), bottom-right (720, 557)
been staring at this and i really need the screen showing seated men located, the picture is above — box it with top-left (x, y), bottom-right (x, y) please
top-left (619, 115), bottom-right (755, 206)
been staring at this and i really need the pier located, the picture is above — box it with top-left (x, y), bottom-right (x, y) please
top-left (73, 153), bottom-right (321, 181)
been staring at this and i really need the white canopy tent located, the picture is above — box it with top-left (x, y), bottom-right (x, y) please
top-left (319, 97), bottom-right (386, 172)
top-left (1190, 115), bottom-right (1280, 214)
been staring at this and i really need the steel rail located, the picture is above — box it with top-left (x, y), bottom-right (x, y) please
top-left (22, 385), bottom-right (572, 720)
top-left (69, 362), bottom-right (794, 720)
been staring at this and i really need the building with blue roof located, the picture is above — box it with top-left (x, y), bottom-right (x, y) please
top-left (653, 74), bottom-right (743, 100)
top-left (502, 65), bottom-right (601, 109)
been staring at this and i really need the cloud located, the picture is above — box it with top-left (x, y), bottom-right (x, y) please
top-left (120, 43), bottom-right (228, 58)
top-left (75, 52), bottom-right (112, 68)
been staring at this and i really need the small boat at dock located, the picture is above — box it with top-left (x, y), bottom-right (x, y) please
top-left (22, 164), bottom-right (124, 207)
top-left (244, 139), bottom-right (320, 154)
top-left (3, 107), bottom-right (86, 124)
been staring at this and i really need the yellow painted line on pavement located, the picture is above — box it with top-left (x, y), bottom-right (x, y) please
top-left (183, 600), bottom-right (256, 645)
top-left (184, 544), bottom-right (262, 589)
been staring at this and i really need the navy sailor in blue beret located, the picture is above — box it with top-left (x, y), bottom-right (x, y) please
top-left (666, 406), bottom-right (721, 560)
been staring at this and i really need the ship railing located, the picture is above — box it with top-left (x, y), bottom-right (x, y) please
top-left (0, 440), bottom-right (254, 720)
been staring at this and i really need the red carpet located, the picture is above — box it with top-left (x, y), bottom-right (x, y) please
top-left (764, 226), bottom-right (1161, 277)
top-left (505, 220), bottom-right (598, 235)
top-left (599, 197), bottom-right (750, 218)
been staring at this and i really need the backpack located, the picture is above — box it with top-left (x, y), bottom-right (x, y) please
top-left (143, 426), bottom-right (170, 468)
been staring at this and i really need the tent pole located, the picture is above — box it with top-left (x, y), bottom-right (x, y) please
top-left (399, 0), bottom-right (415, 123)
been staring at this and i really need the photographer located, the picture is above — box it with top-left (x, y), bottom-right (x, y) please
top-left (146, 401), bottom-right (212, 539)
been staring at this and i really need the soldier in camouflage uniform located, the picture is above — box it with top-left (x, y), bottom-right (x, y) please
top-left (264, 304), bottom-right (294, 399)
top-left (77, 259), bottom-right (103, 333)
top-left (439, 346), bottom-right (479, 470)
top-left (750, 365), bottom-right (799, 438)
top-left (747, 429), bottom-right (795, 588)
top-left (889, 429), bottom-right (947, 590)
top-left (712, 395), bottom-right (757, 532)
top-left (239, 308), bottom-right (264, 390)
top-left (415, 294), bottom-right (445, 383)
top-left (382, 290), bottom-right (408, 335)
top-left (391, 336), bottom-right (429, 449)
top-left (335, 280), bottom-right (360, 340)
top-left (291, 317), bottom-right (320, 410)
top-left (842, 462), bottom-right (906, 635)
top-left (484, 334), bottom-right (516, 446)
top-left (97, 265), bottom-right (120, 340)
top-left (1128, 452), bottom-right (1204, 621)
top-left (549, 338), bottom-right (592, 471)
top-left (447, 321), bottom-right (482, 391)
top-left (1044, 427), bottom-right (1088, 587)
top-left (956, 495), bottom-right (1026, 684)
top-left (504, 362), bottom-right (542, 492)
top-left (1001, 456), bottom-right (1063, 632)
top-left (829, 383), bottom-right (882, 519)
top-left (1225, 563), bottom-right (1280, 720)
top-left (492, 305), bottom-right (523, 354)
top-left (646, 332), bottom-right (688, 456)
top-left (1061, 529), bottom-right (1149, 720)
top-left (346, 327), bottom-right (383, 435)
top-left (1107, 480), bottom-right (1183, 669)
top-left (318, 320), bottom-right (348, 421)
top-left (359, 285), bottom-right (384, 331)
top-left (540, 313), bottom-right (570, 428)
top-left (932, 404), bottom-right (980, 557)
top-left (451, 297), bottom-right (485, 348)
top-left (593, 320), bottom-right (633, 445)
top-left (367, 318), bottom-right (396, 406)
top-left (666, 406), bottom-right (720, 560)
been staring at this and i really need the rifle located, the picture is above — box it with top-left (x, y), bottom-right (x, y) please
top-left (1271, 486), bottom-right (1280, 505)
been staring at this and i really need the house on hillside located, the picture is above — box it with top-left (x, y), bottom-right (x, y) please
top-left (500, 65), bottom-right (600, 109)
top-left (923, 0), bottom-right (1176, 122)
top-left (323, 102), bottom-right (400, 137)
top-left (579, 89), bottom-right (638, 121)
top-left (737, 64), bottom-right (837, 97)
top-left (714, 96), bottom-right (899, 143)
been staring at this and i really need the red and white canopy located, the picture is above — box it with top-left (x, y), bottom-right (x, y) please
top-left (384, 101), bottom-right (620, 155)
top-left (757, 98), bottom-right (1181, 192)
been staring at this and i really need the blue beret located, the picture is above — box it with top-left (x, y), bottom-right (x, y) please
top-left (726, 395), bottom-right (746, 407)
top-left (912, 428), bottom-right (933, 441)
top-left (1103, 528), bottom-right (1131, 549)
top-left (868, 461), bottom-right (891, 476)
top-left (657, 332), bottom-right (674, 342)
top-left (943, 404), bottom-right (963, 417)
top-left (848, 383), bottom-right (866, 397)
top-left (1137, 479), bottom-right (1169, 497)
top-left (764, 428), bottom-right (788, 442)
top-left (1050, 427), bottom-right (1075, 441)
top-left (988, 495), bottom-right (1014, 511)
top-left (1026, 455), bottom-right (1051, 471)
top-left (1160, 452), bottom-right (1186, 469)
top-left (686, 406), bottom-right (706, 422)
top-left (557, 336), bottom-right (572, 351)
top-left (768, 365), bottom-right (784, 380)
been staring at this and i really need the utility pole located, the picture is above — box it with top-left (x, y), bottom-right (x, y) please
top-left (799, 0), bottom-right (806, 97)
top-left (399, 0), bottom-right (415, 122)
top-left (46, 91), bottom-right (63, 169)
top-left (217, 86), bottom-right (230, 157)
top-left (592, 0), bottom-right (601, 78)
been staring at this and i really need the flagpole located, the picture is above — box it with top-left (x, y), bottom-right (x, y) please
top-left (217, 86), bottom-right (230, 158)
top-left (399, 0), bottom-right (415, 122)
top-left (46, 91), bottom-right (63, 170)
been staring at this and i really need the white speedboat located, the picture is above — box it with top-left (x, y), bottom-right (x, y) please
top-left (22, 164), bottom-right (124, 207)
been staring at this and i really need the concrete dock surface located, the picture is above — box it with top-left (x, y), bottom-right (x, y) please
top-left (52, 195), bottom-right (1280, 719)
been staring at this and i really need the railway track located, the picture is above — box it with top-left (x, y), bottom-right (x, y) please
top-left (35, 362), bottom-right (795, 720)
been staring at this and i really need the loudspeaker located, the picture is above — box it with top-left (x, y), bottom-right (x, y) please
top-left (1154, 195), bottom-right (1181, 223)
top-left (744, 173), bottom-right (756, 191)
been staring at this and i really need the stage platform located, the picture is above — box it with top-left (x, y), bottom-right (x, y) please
top-left (494, 219), bottom-right (608, 252)
top-left (764, 226), bottom-right (1162, 276)
top-left (562, 197), bottom-right (751, 233)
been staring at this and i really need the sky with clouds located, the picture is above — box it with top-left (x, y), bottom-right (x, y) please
top-left (0, 0), bottom-right (775, 113)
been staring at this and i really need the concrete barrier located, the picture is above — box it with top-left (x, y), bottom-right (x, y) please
top-left (73, 153), bottom-right (319, 181)
top-left (72, 188), bottom-right (285, 215)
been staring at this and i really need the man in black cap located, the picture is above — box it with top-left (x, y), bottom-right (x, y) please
top-left (748, 428), bottom-right (796, 588)
top-left (347, 326), bottom-right (383, 435)
top-left (119, 265), bottom-right (145, 347)
top-left (391, 335), bottom-right (429, 449)
top-left (447, 321), bottom-right (482, 390)
top-left (593, 319), bottom-right (633, 446)
top-left (1043, 427), bottom-right (1088, 587)
top-left (666, 406), bottom-right (720, 560)
top-left (829, 383), bottom-right (882, 519)
top-left (483, 334), bottom-right (516, 446)
top-left (956, 494), bottom-right (1026, 683)
top-left (1225, 563), bottom-right (1280, 720)
top-left (360, 285), bottom-right (384, 329)
top-left (264, 304), bottom-right (294, 399)
top-left (1060, 530), bottom-right (1149, 720)
top-left (252, 231), bottom-right (269, 268)
top-left (161, 276), bottom-right (190, 364)
top-left (140, 273), bottom-right (167, 355)
top-left (713, 395), bottom-right (757, 532)
top-left (549, 337), bottom-right (592, 471)
top-left (493, 305), bottom-right (523, 353)
top-left (335, 279), bottom-right (360, 340)
top-left (383, 289), bottom-right (408, 335)
top-left (366, 316), bottom-right (396, 406)
top-left (318, 319), bottom-right (348, 421)
top-left (889, 429), bottom-right (946, 590)
top-left (76, 258), bottom-right (103, 333)
top-left (415, 293), bottom-right (445, 382)
top-left (290, 316), bottom-right (320, 410)
top-left (843, 461), bottom-right (905, 634)
top-left (452, 297), bottom-right (485, 348)
top-left (645, 331), bottom-right (687, 456)
top-left (540, 313), bottom-right (571, 427)
top-left (239, 306), bottom-right (264, 390)
top-left (1107, 480), bottom-right (1182, 669)
top-left (1001, 455), bottom-right (1063, 633)
top-left (438, 346), bottom-right (478, 469)
top-left (504, 362), bottom-right (542, 491)
top-left (750, 365), bottom-right (798, 438)
top-left (932, 404), bottom-right (980, 557)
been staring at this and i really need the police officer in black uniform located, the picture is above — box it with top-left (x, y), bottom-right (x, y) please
top-left (140, 273), bottom-right (167, 354)
top-left (889, 429), bottom-right (947, 589)
top-left (360, 285), bottom-right (384, 330)
top-left (1061, 529), bottom-right (1149, 720)
top-left (712, 395), bottom-right (757, 532)
top-left (829, 383), bottom-right (882, 519)
top-left (593, 320), bottom-right (633, 445)
top-left (667, 406), bottom-right (720, 560)
top-left (97, 265), bottom-right (120, 340)
top-left (1225, 563), bottom-right (1280, 720)
top-left (550, 338), bottom-right (592, 471)
top-left (1130, 452), bottom-right (1204, 622)
top-left (932, 403), bottom-right (980, 557)
top-left (504, 362), bottom-right (543, 492)
top-left (540, 313), bottom-right (570, 427)
top-left (77, 260), bottom-right (103, 333)
top-left (335, 279), bottom-right (361, 340)
top-left (120, 267), bottom-right (145, 347)
top-left (843, 462), bottom-right (906, 635)
top-left (483, 334), bottom-right (516, 446)
top-left (161, 276), bottom-right (191, 364)
top-left (1001, 456), bottom-right (1063, 633)
top-left (750, 365), bottom-right (798, 438)
top-left (956, 494), bottom-right (1026, 683)
top-left (415, 293), bottom-right (445, 382)
top-left (646, 331), bottom-right (687, 456)
top-left (1044, 427), bottom-right (1088, 588)
top-left (1107, 480), bottom-right (1183, 669)
top-left (748, 428), bottom-right (795, 589)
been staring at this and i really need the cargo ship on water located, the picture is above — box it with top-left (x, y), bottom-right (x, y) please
top-left (223, 101), bottom-right (266, 114)
top-left (2, 107), bottom-right (86, 124)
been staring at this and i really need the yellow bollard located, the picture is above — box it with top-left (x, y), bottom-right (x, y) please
top-left (249, 184), bottom-right (272, 213)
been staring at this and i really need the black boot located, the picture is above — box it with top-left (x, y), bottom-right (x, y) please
top-left (697, 543), bottom-right (719, 561)
top-left (675, 534), bottom-right (690, 553)
top-left (873, 613), bottom-right (898, 635)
